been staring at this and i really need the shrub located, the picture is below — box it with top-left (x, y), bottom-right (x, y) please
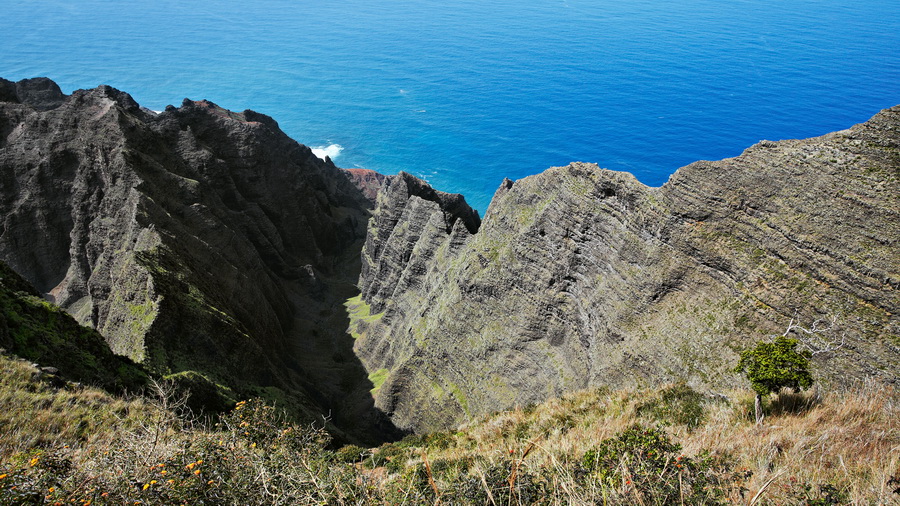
top-left (333, 444), bottom-right (368, 463)
top-left (736, 336), bottom-right (813, 424)
top-left (736, 337), bottom-right (813, 397)
top-left (581, 424), bottom-right (740, 504)
top-left (637, 383), bottom-right (707, 429)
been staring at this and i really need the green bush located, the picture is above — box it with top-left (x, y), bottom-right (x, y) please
top-left (736, 337), bottom-right (813, 397)
top-left (333, 444), bottom-right (368, 463)
top-left (637, 383), bottom-right (707, 429)
top-left (365, 442), bottom-right (407, 473)
top-left (581, 424), bottom-right (740, 504)
top-left (424, 430), bottom-right (455, 450)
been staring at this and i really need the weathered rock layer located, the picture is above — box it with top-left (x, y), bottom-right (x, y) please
top-left (355, 107), bottom-right (900, 432)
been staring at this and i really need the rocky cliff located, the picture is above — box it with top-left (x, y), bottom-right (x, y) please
top-left (1, 77), bottom-right (897, 437)
top-left (355, 107), bottom-right (899, 432)
top-left (0, 77), bottom-right (396, 442)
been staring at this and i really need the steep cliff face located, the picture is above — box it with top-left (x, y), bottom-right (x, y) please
top-left (0, 78), bottom-right (394, 442)
top-left (2, 76), bottom-right (896, 438)
top-left (355, 107), bottom-right (900, 432)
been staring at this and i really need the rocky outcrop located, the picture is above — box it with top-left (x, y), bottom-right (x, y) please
top-left (0, 78), bottom-right (395, 442)
top-left (0, 77), bottom-right (67, 110)
top-left (344, 168), bottom-right (387, 204)
top-left (355, 107), bottom-right (900, 432)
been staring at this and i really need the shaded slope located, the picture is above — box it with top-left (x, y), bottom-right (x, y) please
top-left (0, 260), bottom-right (148, 393)
top-left (0, 77), bottom-right (397, 443)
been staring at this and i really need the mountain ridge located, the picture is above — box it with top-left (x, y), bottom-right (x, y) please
top-left (353, 107), bottom-right (899, 432)
top-left (1, 77), bottom-right (896, 437)
top-left (0, 77), bottom-right (397, 443)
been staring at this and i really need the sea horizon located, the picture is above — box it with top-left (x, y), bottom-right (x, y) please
top-left (2, 0), bottom-right (898, 212)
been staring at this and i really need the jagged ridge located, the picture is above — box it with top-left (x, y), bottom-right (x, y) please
top-left (0, 77), bottom-right (396, 443)
top-left (354, 107), bottom-right (900, 432)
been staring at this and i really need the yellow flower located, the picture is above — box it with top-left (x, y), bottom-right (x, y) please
top-left (185, 463), bottom-right (195, 470)
top-left (0, 474), bottom-right (7, 479)
top-left (29, 457), bottom-right (39, 466)
top-left (193, 469), bottom-right (201, 475)
top-left (48, 487), bottom-right (54, 493)
top-left (142, 483), bottom-right (150, 490)
top-left (160, 470), bottom-right (167, 475)
top-left (150, 480), bottom-right (157, 485)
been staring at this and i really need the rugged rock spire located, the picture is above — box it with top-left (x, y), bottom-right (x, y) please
top-left (0, 77), bottom-right (396, 443)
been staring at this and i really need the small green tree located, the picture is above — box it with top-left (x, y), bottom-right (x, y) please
top-left (735, 336), bottom-right (813, 425)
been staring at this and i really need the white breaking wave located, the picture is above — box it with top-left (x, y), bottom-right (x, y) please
top-left (311, 144), bottom-right (343, 161)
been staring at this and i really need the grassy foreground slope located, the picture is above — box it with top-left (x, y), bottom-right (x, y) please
top-left (1, 355), bottom-right (896, 505)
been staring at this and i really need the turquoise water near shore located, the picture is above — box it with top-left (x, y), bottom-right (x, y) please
top-left (2, 0), bottom-right (898, 212)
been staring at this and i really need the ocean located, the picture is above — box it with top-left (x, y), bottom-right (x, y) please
top-left (2, 0), bottom-right (898, 212)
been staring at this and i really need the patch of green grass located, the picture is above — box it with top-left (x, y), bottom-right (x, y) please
top-left (368, 368), bottom-right (389, 394)
top-left (344, 294), bottom-right (385, 341)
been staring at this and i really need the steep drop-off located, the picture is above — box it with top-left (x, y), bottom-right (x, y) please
top-left (355, 107), bottom-right (899, 432)
top-left (0, 77), bottom-right (396, 442)
top-left (0, 260), bottom-right (148, 393)
top-left (2, 77), bottom-right (897, 438)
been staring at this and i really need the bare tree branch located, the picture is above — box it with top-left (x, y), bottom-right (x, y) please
top-left (779, 314), bottom-right (846, 356)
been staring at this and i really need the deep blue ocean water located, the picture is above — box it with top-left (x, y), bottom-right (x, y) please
top-left (2, 0), bottom-right (898, 212)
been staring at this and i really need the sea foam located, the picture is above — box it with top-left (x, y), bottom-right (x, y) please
top-left (311, 144), bottom-right (343, 161)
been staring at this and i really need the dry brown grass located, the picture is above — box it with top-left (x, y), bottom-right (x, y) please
top-left (414, 381), bottom-right (898, 505)
top-left (1, 350), bottom-right (896, 504)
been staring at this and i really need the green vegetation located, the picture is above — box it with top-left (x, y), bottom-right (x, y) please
top-left (367, 368), bottom-right (389, 394)
top-left (0, 261), bottom-right (149, 393)
top-left (735, 336), bottom-right (813, 424)
top-left (2, 358), bottom-right (895, 504)
top-left (736, 337), bottom-right (813, 397)
top-left (345, 294), bottom-right (384, 340)
top-left (636, 383), bottom-right (708, 429)
top-left (581, 425), bottom-right (738, 504)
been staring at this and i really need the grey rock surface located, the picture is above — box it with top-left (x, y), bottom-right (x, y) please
top-left (354, 107), bottom-right (900, 433)
top-left (0, 78), bottom-right (395, 442)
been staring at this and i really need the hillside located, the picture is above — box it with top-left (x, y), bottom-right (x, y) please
top-left (0, 260), bottom-right (148, 393)
top-left (0, 76), bottom-right (897, 440)
top-left (1, 353), bottom-right (896, 504)
top-left (355, 107), bottom-right (899, 432)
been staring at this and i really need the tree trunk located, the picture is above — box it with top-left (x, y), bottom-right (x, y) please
top-left (754, 394), bottom-right (764, 425)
